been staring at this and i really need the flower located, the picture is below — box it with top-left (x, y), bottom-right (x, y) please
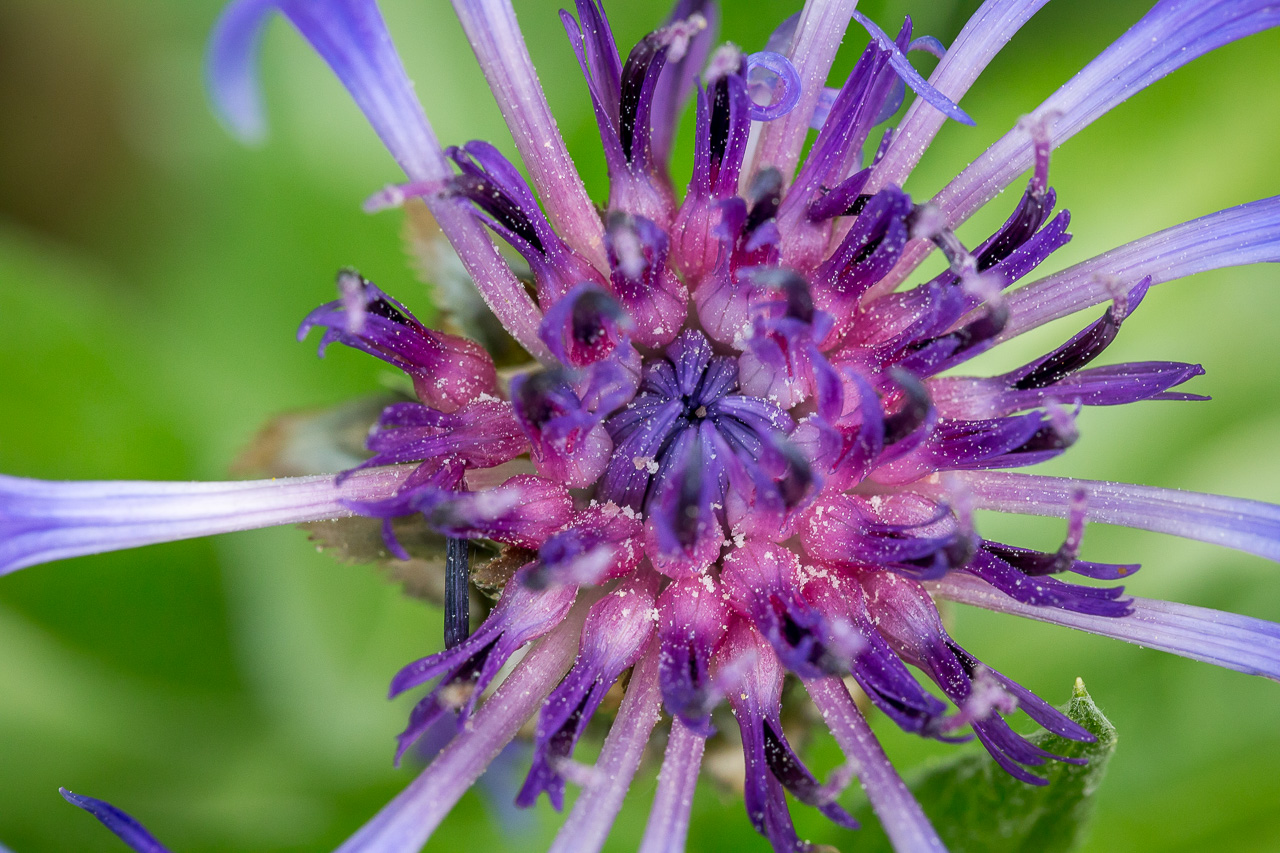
top-left (6, 0), bottom-right (1280, 851)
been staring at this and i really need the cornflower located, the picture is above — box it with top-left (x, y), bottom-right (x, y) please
top-left (4, 0), bottom-right (1280, 851)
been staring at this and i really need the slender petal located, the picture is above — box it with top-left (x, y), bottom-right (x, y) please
top-left (747, 0), bottom-right (859, 184)
top-left (207, 0), bottom-right (550, 359)
top-left (805, 677), bottom-right (945, 853)
top-left (548, 644), bottom-right (663, 853)
top-left (874, 0), bottom-right (1280, 294)
top-left (0, 466), bottom-right (412, 575)
top-left (939, 0), bottom-right (1280, 231)
top-left (947, 470), bottom-right (1280, 562)
top-left (60, 790), bottom-right (173, 853)
top-left (450, 0), bottom-right (607, 267)
top-left (867, 0), bottom-right (1052, 193)
top-left (931, 573), bottom-right (1280, 681)
top-left (639, 718), bottom-right (707, 853)
top-left (998, 196), bottom-right (1280, 340)
top-left (335, 597), bottom-right (591, 853)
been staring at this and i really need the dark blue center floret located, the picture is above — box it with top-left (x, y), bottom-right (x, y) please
top-left (597, 330), bottom-right (803, 572)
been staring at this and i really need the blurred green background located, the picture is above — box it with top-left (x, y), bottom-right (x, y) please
top-left (1, 0), bottom-right (1278, 850)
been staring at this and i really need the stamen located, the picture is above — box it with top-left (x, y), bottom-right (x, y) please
top-left (1016, 108), bottom-right (1061, 197)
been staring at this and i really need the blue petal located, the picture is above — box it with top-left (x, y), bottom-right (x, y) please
top-left (851, 11), bottom-right (975, 126)
top-left (60, 789), bottom-right (174, 853)
top-left (205, 0), bottom-right (278, 142)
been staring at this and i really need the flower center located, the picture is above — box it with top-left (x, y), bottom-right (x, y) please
top-left (597, 329), bottom-right (797, 532)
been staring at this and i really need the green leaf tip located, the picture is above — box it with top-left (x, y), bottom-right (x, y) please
top-left (852, 679), bottom-right (1118, 853)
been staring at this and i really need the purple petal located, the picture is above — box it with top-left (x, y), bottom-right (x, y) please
top-left (60, 790), bottom-right (173, 853)
top-left (335, 603), bottom-right (588, 853)
top-left (298, 270), bottom-right (498, 412)
top-left (656, 575), bottom-right (730, 732)
top-left (748, 0), bottom-right (859, 182)
top-left (868, 0), bottom-right (1052, 192)
top-left (207, 0), bottom-right (551, 359)
top-left (546, 646), bottom-right (663, 853)
top-left (448, 140), bottom-right (606, 306)
top-left (1001, 195), bottom-right (1280, 341)
top-left (951, 470), bottom-right (1280, 562)
top-left (932, 573), bottom-right (1280, 681)
top-left (357, 399), bottom-right (528, 480)
top-left (965, 548), bottom-right (1132, 618)
top-left (638, 718), bottom-right (707, 853)
top-left (450, 0), bottom-right (607, 267)
top-left (604, 212), bottom-right (688, 347)
top-left (511, 369), bottom-right (614, 488)
top-left (420, 475), bottom-right (574, 550)
top-left (538, 284), bottom-right (633, 368)
top-left (518, 573), bottom-right (659, 810)
top-left (213, 0), bottom-right (435, 179)
top-left (850, 11), bottom-right (973, 126)
top-left (0, 466), bottom-right (411, 575)
top-left (805, 678), bottom-right (945, 853)
top-left (906, 0), bottom-right (1280, 288)
top-left (205, 0), bottom-right (277, 142)
top-left (649, 0), bottom-right (718, 168)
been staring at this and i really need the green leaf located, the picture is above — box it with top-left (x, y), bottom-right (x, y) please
top-left (859, 678), bottom-right (1117, 853)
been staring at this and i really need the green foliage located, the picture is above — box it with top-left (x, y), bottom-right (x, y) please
top-left (861, 679), bottom-right (1117, 853)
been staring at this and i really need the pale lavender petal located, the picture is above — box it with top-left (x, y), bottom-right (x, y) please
top-left (450, 0), bottom-right (607, 267)
top-left (207, 0), bottom-right (550, 360)
top-left (335, 599), bottom-right (589, 853)
top-left (805, 677), bottom-right (945, 853)
top-left (547, 645), bottom-right (663, 853)
top-left (931, 573), bottom-right (1280, 681)
top-left (747, 0), bottom-right (859, 184)
top-left (638, 718), bottom-right (706, 853)
top-left (937, 0), bottom-right (1280, 226)
top-left (867, 0), bottom-right (1052, 193)
top-left (999, 196), bottom-right (1280, 340)
top-left (60, 790), bottom-right (173, 853)
top-left (0, 466), bottom-right (412, 574)
top-left (875, 0), bottom-right (1280, 294)
top-left (949, 470), bottom-right (1280, 562)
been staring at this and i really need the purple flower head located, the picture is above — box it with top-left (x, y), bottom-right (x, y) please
top-left (9, 0), bottom-right (1280, 851)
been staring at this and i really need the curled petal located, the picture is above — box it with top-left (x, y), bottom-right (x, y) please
top-left (744, 51), bottom-right (801, 121)
top-left (850, 11), bottom-right (974, 126)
